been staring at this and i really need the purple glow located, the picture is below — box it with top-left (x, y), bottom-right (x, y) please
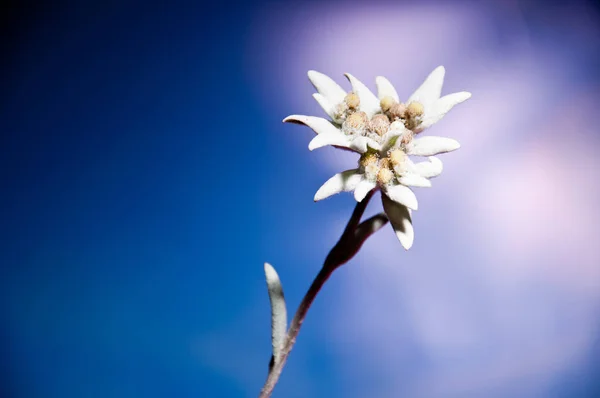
top-left (247, 1), bottom-right (600, 396)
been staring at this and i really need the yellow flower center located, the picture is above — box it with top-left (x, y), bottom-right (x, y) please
top-left (406, 101), bottom-right (424, 117)
top-left (342, 111), bottom-right (368, 135)
top-left (389, 149), bottom-right (406, 166)
top-left (369, 114), bottom-right (391, 137)
top-left (388, 103), bottom-right (407, 120)
top-left (379, 96), bottom-right (396, 113)
top-left (377, 168), bottom-right (394, 185)
top-left (359, 152), bottom-right (379, 168)
top-left (344, 92), bottom-right (360, 110)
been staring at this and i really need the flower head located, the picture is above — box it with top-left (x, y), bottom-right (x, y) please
top-left (284, 67), bottom-right (470, 249)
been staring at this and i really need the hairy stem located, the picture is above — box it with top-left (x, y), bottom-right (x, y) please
top-left (259, 190), bottom-right (376, 398)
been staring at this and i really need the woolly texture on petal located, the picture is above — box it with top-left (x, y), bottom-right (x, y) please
top-left (312, 93), bottom-right (337, 121)
top-left (413, 157), bottom-right (443, 178)
top-left (283, 115), bottom-right (340, 135)
top-left (407, 66), bottom-right (445, 108)
top-left (382, 195), bottom-right (414, 250)
top-left (380, 127), bottom-right (408, 153)
top-left (349, 136), bottom-right (382, 153)
top-left (383, 184), bottom-right (418, 210)
top-left (307, 134), bottom-right (380, 153)
top-left (308, 70), bottom-right (346, 108)
top-left (344, 73), bottom-right (380, 118)
top-left (406, 136), bottom-right (460, 157)
top-left (419, 91), bottom-right (471, 131)
top-left (308, 133), bottom-right (350, 151)
top-left (314, 170), bottom-right (363, 201)
top-left (398, 173), bottom-right (432, 188)
top-left (376, 76), bottom-right (400, 102)
top-left (354, 179), bottom-right (377, 202)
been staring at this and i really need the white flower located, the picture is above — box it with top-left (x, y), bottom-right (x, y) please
top-left (285, 67), bottom-right (470, 250)
top-left (376, 66), bottom-right (471, 133)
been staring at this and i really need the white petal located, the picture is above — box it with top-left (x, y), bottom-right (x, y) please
top-left (354, 179), bottom-right (377, 202)
top-left (312, 93), bottom-right (337, 121)
top-left (420, 91), bottom-right (471, 130)
top-left (283, 115), bottom-right (341, 135)
top-left (398, 173), bottom-right (431, 188)
top-left (314, 170), bottom-right (363, 201)
top-left (344, 73), bottom-right (380, 117)
top-left (383, 184), bottom-right (418, 210)
top-left (307, 133), bottom-right (379, 153)
top-left (380, 126), bottom-right (409, 152)
top-left (413, 156), bottom-right (443, 178)
top-left (407, 66), bottom-right (445, 108)
top-left (406, 136), bottom-right (460, 156)
top-left (308, 132), bottom-right (350, 151)
top-left (307, 70), bottom-right (346, 107)
top-left (375, 76), bottom-right (399, 102)
top-left (349, 136), bottom-right (382, 153)
top-left (382, 195), bottom-right (414, 250)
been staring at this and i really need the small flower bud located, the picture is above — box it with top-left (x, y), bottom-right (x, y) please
top-left (369, 114), bottom-right (391, 137)
top-left (389, 149), bottom-right (406, 166)
top-left (333, 102), bottom-right (349, 122)
top-left (393, 163), bottom-right (407, 176)
top-left (390, 120), bottom-right (405, 131)
top-left (400, 130), bottom-right (414, 146)
top-left (379, 158), bottom-right (391, 170)
top-left (359, 152), bottom-right (379, 168)
top-left (389, 103), bottom-right (407, 120)
top-left (380, 96), bottom-right (396, 113)
top-left (406, 101), bottom-right (424, 117)
top-left (377, 167), bottom-right (394, 185)
top-left (342, 111), bottom-right (368, 135)
top-left (364, 163), bottom-right (380, 181)
top-left (344, 92), bottom-right (360, 110)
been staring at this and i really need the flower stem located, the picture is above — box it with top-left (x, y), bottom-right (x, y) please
top-left (258, 190), bottom-right (376, 398)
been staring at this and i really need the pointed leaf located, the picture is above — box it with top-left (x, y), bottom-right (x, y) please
top-left (264, 262), bottom-right (287, 363)
top-left (354, 213), bottom-right (389, 245)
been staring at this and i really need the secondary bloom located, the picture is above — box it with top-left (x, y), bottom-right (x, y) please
top-left (284, 66), bottom-right (470, 249)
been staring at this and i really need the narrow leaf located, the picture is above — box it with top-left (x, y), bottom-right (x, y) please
top-left (264, 262), bottom-right (287, 365)
top-left (354, 213), bottom-right (389, 246)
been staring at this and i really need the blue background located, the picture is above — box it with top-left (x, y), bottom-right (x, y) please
top-left (2, 2), bottom-right (275, 396)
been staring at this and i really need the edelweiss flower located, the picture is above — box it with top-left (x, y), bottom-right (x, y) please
top-left (285, 67), bottom-right (470, 249)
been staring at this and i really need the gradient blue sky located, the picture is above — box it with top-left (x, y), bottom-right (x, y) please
top-left (1, 1), bottom-right (599, 397)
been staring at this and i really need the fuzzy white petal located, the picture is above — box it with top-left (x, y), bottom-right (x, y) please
top-left (413, 156), bottom-right (443, 178)
top-left (312, 93), bottom-right (337, 121)
top-left (354, 179), bottom-right (377, 202)
top-left (407, 66), bottom-right (445, 108)
top-left (421, 91), bottom-right (472, 130)
top-left (383, 184), bottom-right (418, 210)
top-left (314, 169), bottom-right (363, 201)
top-left (344, 73), bottom-right (380, 117)
top-left (307, 134), bottom-right (380, 153)
top-left (380, 126), bottom-right (409, 153)
top-left (350, 136), bottom-right (382, 153)
top-left (307, 70), bottom-right (346, 107)
top-left (283, 115), bottom-right (341, 136)
top-left (382, 195), bottom-right (414, 250)
top-left (398, 173), bottom-right (432, 188)
top-left (406, 136), bottom-right (460, 156)
top-left (375, 76), bottom-right (400, 102)
top-left (308, 132), bottom-right (349, 151)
